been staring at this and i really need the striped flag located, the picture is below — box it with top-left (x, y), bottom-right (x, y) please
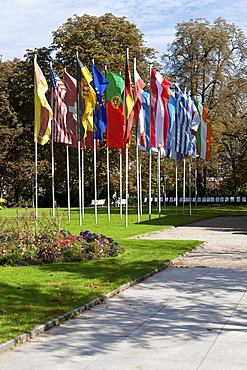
top-left (194, 99), bottom-right (213, 160)
top-left (137, 90), bottom-right (150, 151)
top-left (174, 84), bottom-right (196, 157)
top-left (134, 67), bottom-right (147, 147)
top-left (150, 69), bottom-right (172, 148)
top-left (50, 68), bottom-right (72, 144)
top-left (124, 52), bottom-right (135, 148)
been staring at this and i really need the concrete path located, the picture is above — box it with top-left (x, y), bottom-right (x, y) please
top-left (1, 216), bottom-right (247, 369)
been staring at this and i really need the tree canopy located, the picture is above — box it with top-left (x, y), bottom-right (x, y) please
top-left (0, 15), bottom-right (247, 206)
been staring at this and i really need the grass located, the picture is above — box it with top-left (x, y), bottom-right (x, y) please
top-left (0, 204), bottom-right (246, 344)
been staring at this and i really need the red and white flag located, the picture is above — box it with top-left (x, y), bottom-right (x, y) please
top-left (150, 68), bottom-right (172, 148)
top-left (134, 68), bottom-right (146, 147)
top-left (50, 68), bottom-right (72, 144)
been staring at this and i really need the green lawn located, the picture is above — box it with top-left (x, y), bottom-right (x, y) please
top-left (0, 204), bottom-right (246, 344)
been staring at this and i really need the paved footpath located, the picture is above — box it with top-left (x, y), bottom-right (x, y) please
top-left (1, 216), bottom-right (247, 370)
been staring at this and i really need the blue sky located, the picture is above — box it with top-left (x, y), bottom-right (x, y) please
top-left (1, 0), bottom-right (247, 62)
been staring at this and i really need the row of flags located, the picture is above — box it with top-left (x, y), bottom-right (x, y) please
top-left (34, 54), bottom-right (213, 160)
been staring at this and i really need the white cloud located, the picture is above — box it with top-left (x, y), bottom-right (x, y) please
top-left (1, 0), bottom-right (247, 61)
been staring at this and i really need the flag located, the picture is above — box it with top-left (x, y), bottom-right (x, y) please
top-left (138, 90), bottom-right (150, 151)
top-left (164, 93), bottom-right (183, 160)
top-left (64, 71), bottom-right (84, 149)
top-left (105, 70), bottom-right (125, 149)
top-left (34, 56), bottom-right (53, 145)
top-left (174, 84), bottom-right (196, 157)
top-left (124, 53), bottom-right (135, 147)
top-left (150, 68), bottom-right (172, 149)
top-left (91, 64), bottom-right (109, 140)
top-left (134, 67), bottom-right (146, 147)
top-left (50, 68), bottom-right (72, 144)
top-left (194, 99), bottom-right (213, 159)
top-left (76, 57), bottom-right (96, 140)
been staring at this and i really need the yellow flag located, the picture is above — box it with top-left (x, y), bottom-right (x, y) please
top-left (34, 56), bottom-right (53, 145)
top-left (77, 58), bottom-right (96, 138)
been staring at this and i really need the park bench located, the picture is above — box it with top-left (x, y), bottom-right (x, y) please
top-left (90, 199), bottom-right (105, 206)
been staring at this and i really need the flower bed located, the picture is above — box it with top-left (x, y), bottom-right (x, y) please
top-left (0, 210), bottom-right (125, 266)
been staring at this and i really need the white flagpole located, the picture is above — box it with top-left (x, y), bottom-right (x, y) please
top-left (134, 58), bottom-right (140, 224)
top-left (81, 148), bottom-right (85, 219)
top-left (125, 147), bottom-right (129, 227)
top-left (76, 51), bottom-right (82, 226)
top-left (189, 157), bottom-right (192, 215)
top-left (120, 150), bottom-right (123, 219)
top-left (78, 142), bottom-right (82, 226)
top-left (107, 147), bottom-right (111, 221)
top-left (139, 151), bottom-right (143, 216)
top-left (157, 147), bottom-right (161, 218)
top-left (35, 142), bottom-right (38, 217)
top-left (51, 140), bottom-right (55, 216)
top-left (105, 64), bottom-right (111, 222)
top-left (164, 157), bottom-right (167, 213)
top-left (50, 61), bottom-right (55, 216)
top-left (92, 59), bottom-right (98, 224)
top-left (175, 159), bottom-right (178, 216)
top-left (195, 157), bottom-right (198, 213)
top-left (136, 144), bottom-right (140, 223)
top-left (183, 157), bottom-right (186, 215)
top-left (149, 149), bottom-right (152, 219)
top-left (66, 145), bottom-right (71, 221)
top-left (93, 138), bottom-right (98, 223)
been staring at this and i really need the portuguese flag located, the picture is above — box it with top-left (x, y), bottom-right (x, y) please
top-left (105, 70), bottom-right (125, 149)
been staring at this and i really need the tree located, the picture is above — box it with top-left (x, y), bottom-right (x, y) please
top-left (51, 13), bottom-right (158, 79)
top-left (0, 14), bottom-right (159, 206)
top-left (162, 18), bottom-right (247, 193)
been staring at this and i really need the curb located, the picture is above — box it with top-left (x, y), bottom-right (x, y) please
top-left (0, 260), bottom-right (173, 355)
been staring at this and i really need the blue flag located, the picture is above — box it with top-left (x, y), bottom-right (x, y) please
top-left (91, 64), bottom-right (109, 140)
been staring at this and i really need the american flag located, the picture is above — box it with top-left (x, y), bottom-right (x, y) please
top-left (50, 68), bottom-right (72, 144)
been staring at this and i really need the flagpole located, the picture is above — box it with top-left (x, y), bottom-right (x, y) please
top-left (149, 149), bottom-right (152, 219)
top-left (81, 148), bottom-right (85, 219)
top-left (189, 157), bottom-right (192, 215)
top-left (78, 142), bottom-right (82, 226)
top-left (183, 157), bottom-right (186, 215)
top-left (33, 55), bottom-right (38, 219)
top-left (175, 159), bottom-right (178, 216)
top-left (107, 147), bottom-right (111, 221)
top-left (66, 145), bottom-right (71, 221)
top-left (120, 150), bottom-right (123, 219)
top-left (136, 144), bottom-right (140, 223)
top-left (125, 147), bottom-right (128, 227)
top-left (51, 140), bottom-right (55, 216)
top-left (76, 52), bottom-right (82, 226)
top-left (93, 137), bottom-right (98, 223)
top-left (134, 57), bottom-right (140, 224)
top-left (195, 157), bottom-right (198, 213)
top-left (35, 141), bottom-right (38, 217)
top-left (92, 59), bottom-right (98, 224)
top-left (164, 157), bottom-right (167, 213)
top-left (139, 151), bottom-right (143, 216)
top-left (49, 61), bottom-right (56, 216)
top-left (157, 147), bottom-right (161, 218)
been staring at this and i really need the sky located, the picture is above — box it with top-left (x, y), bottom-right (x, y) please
top-left (1, 0), bottom-right (247, 62)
